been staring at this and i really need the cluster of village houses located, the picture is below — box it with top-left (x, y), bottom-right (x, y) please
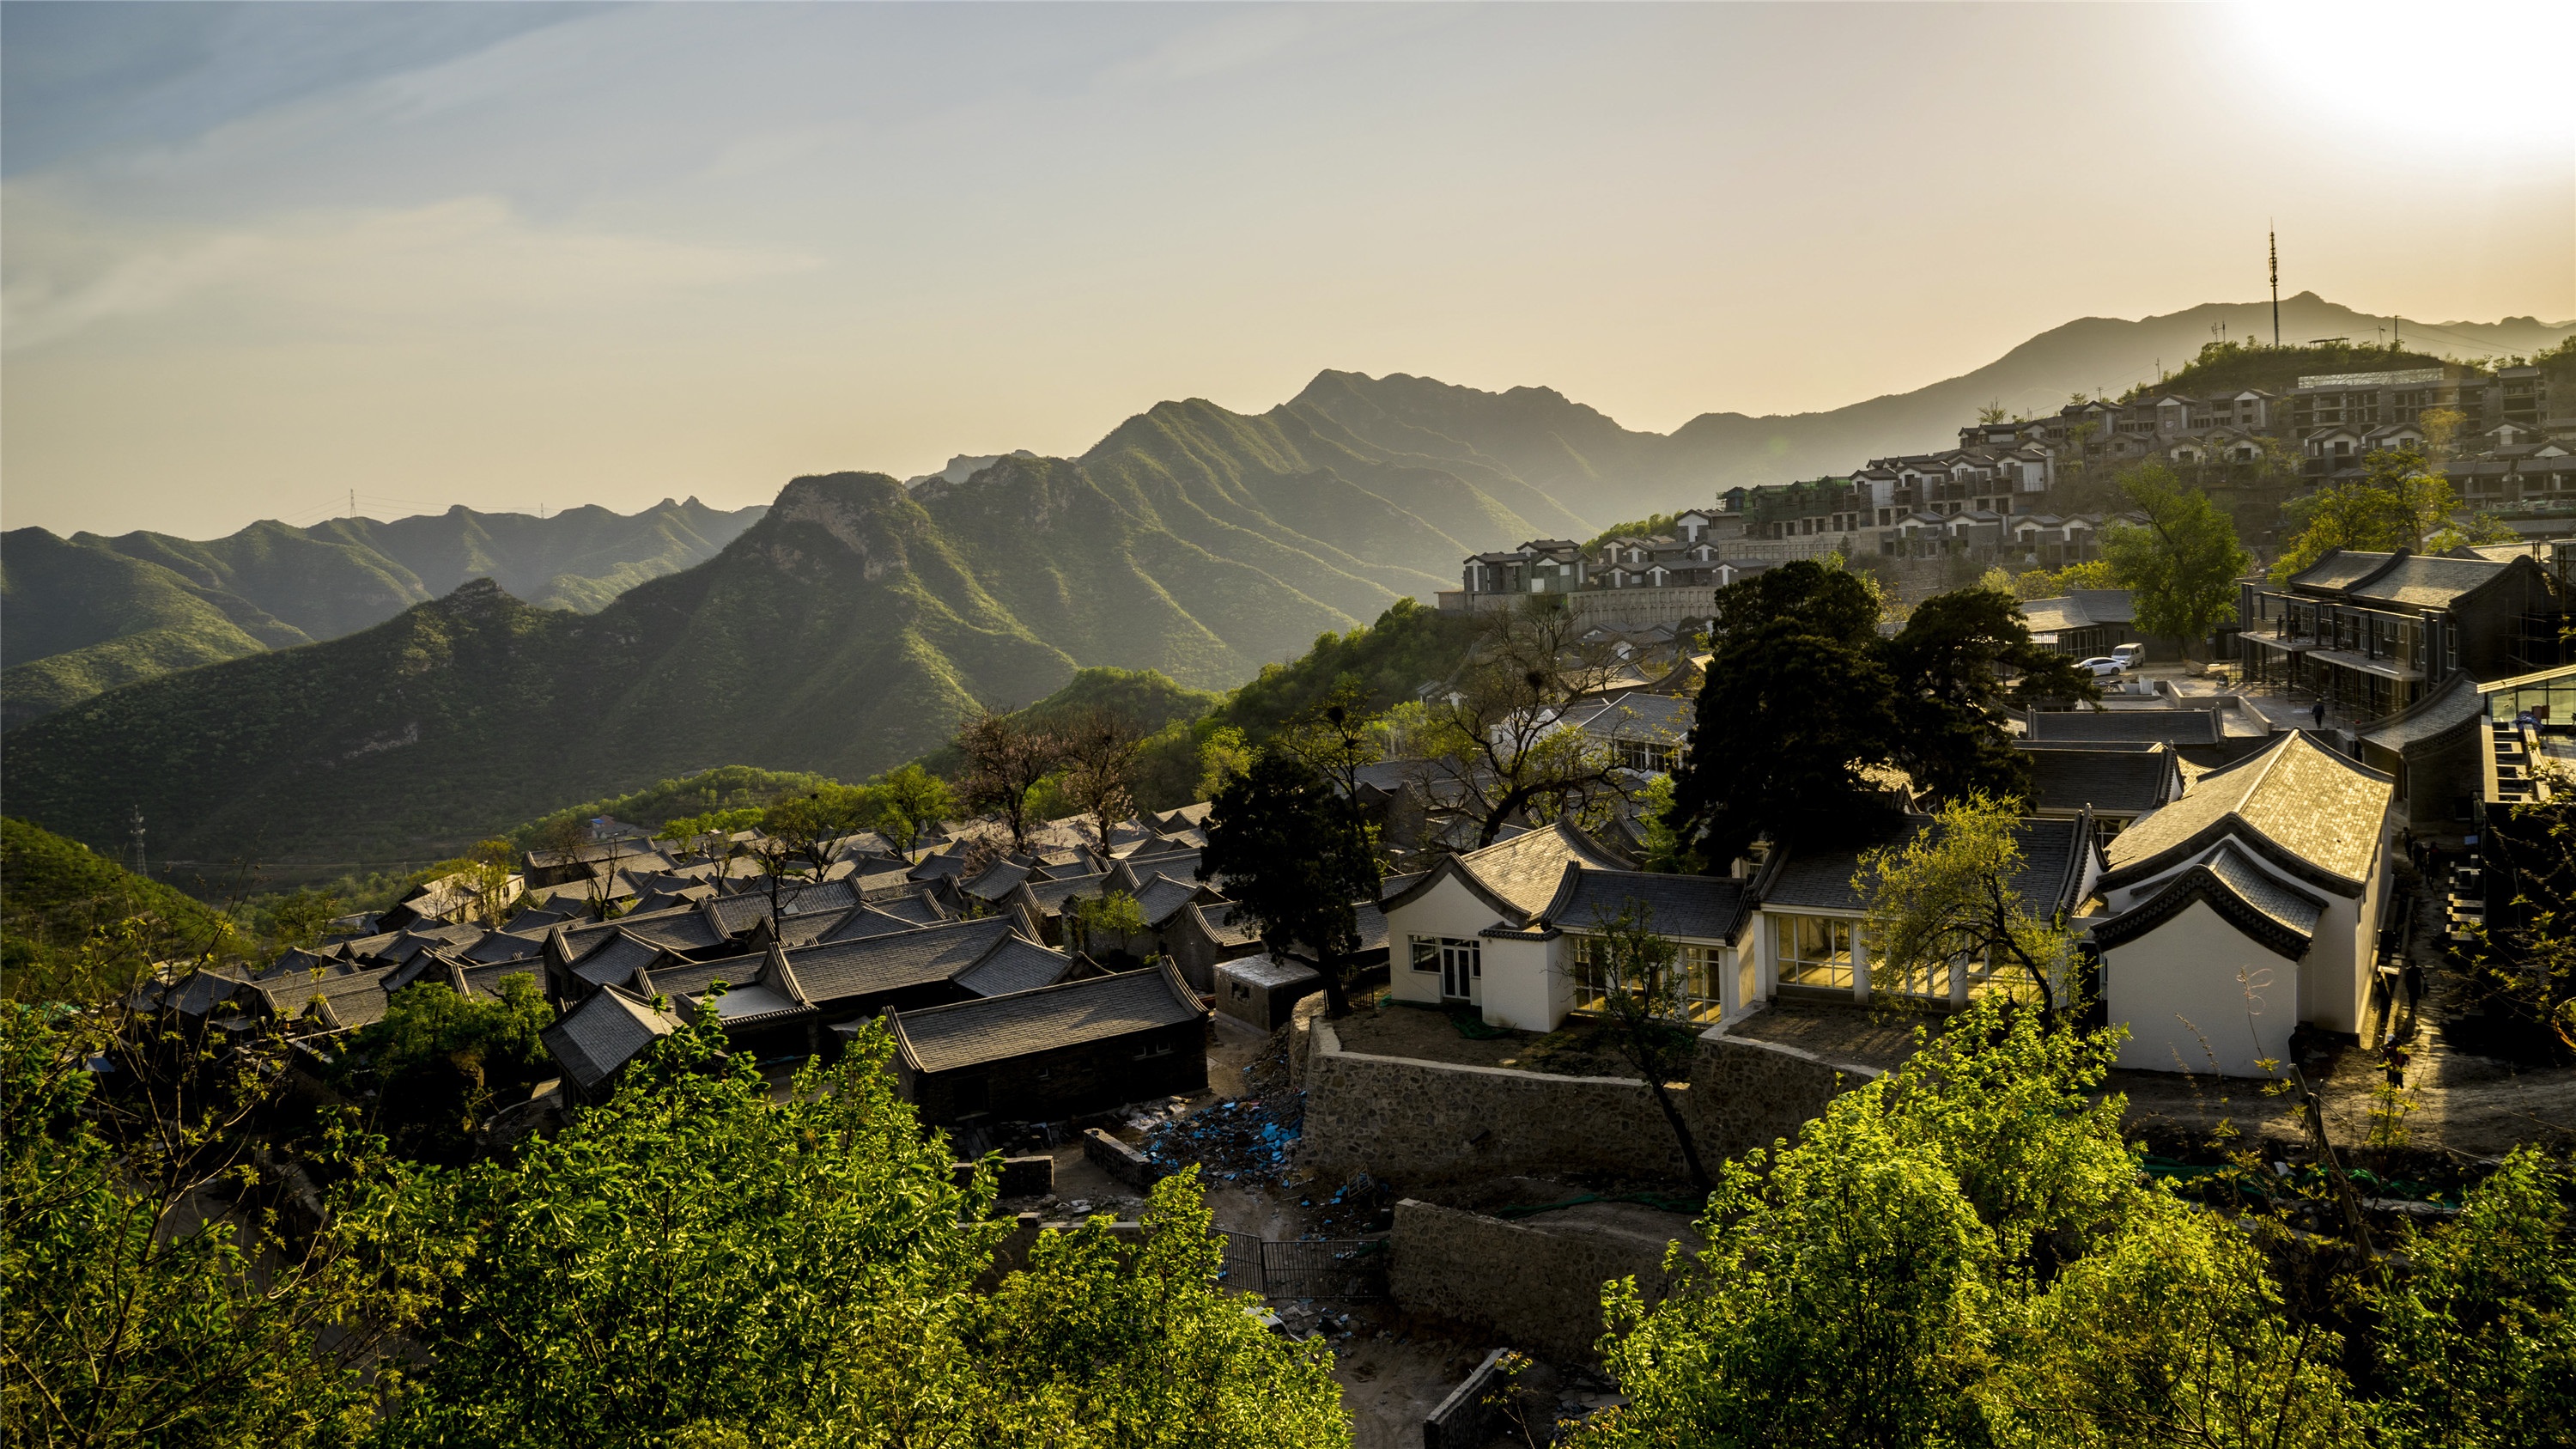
top-left (146, 350), bottom-right (2576, 1143)
top-left (153, 535), bottom-right (2567, 1133)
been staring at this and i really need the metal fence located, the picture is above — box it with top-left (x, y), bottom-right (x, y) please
top-left (1214, 1231), bottom-right (1388, 1300)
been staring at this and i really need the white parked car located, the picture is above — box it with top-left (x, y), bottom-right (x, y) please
top-left (2075, 656), bottom-right (2126, 678)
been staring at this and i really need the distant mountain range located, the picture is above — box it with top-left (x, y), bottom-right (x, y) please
top-left (1, 498), bottom-right (766, 728)
top-left (5, 295), bottom-right (2566, 866)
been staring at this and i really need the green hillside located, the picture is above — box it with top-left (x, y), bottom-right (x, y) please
top-left (2, 817), bottom-right (240, 1000)
top-left (1, 423), bottom-right (1571, 867)
top-left (1, 496), bottom-right (767, 727)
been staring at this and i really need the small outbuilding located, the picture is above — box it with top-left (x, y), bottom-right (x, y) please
top-left (1213, 953), bottom-right (1324, 1032)
top-left (884, 959), bottom-right (1210, 1127)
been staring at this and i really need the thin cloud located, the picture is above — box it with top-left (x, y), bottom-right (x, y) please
top-left (3, 192), bottom-right (821, 351)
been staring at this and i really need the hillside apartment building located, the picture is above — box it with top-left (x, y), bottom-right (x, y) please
top-left (1440, 359), bottom-right (2574, 621)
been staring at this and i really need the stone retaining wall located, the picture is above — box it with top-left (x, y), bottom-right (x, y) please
top-left (1301, 1020), bottom-right (1692, 1182)
top-left (1298, 1014), bottom-right (1878, 1185)
top-left (1388, 1199), bottom-right (1689, 1363)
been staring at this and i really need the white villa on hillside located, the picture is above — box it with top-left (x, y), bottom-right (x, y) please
top-left (1380, 732), bottom-right (2399, 1079)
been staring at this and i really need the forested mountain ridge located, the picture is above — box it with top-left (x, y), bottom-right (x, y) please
top-left (1, 496), bottom-right (768, 728)
top-left (11, 294), bottom-right (2567, 867)
top-left (1299, 295), bottom-right (2576, 519)
top-left (0, 441), bottom-right (1559, 865)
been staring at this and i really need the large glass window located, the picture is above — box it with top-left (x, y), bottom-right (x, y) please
top-left (1409, 936), bottom-right (1439, 973)
top-left (1773, 915), bottom-right (1854, 989)
top-left (1569, 935), bottom-right (1726, 1023)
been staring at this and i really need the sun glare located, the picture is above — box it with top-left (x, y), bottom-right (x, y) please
top-left (2235, 1), bottom-right (2576, 142)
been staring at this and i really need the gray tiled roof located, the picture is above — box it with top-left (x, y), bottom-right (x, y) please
top-left (812, 907), bottom-right (925, 944)
top-left (1219, 953), bottom-right (1322, 989)
top-left (2288, 550), bottom-right (2397, 592)
top-left (262, 966), bottom-right (396, 1033)
top-left (2064, 588), bottom-right (2135, 624)
top-left (1024, 872), bottom-right (1110, 913)
top-left (638, 952), bottom-right (763, 1002)
top-left (1460, 823), bottom-right (1629, 917)
top-left (1539, 868), bottom-right (1751, 942)
top-left (541, 984), bottom-right (684, 1092)
top-left (888, 961), bottom-right (1203, 1075)
top-left (2104, 732), bottom-right (2391, 886)
top-left (2026, 709), bottom-right (2223, 745)
top-left (459, 959), bottom-right (541, 1002)
top-left (872, 892), bottom-right (951, 927)
top-left (2360, 672), bottom-right (2483, 752)
top-left (1765, 815), bottom-right (2087, 915)
top-left (1571, 692), bottom-right (1695, 741)
top-left (1186, 901), bottom-right (1262, 947)
top-left (953, 937), bottom-right (1075, 997)
top-left (571, 932), bottom-right (669, 989)
top-left (2343, 555), bottom-right (2511, 608)
top-left (2202, 843), bottom-right (2325, 937)
top-left (963, 860), bottom-right (1035, 901)
top-left (1131, 874), bottom-right (1204, 928)
top-left (784, 916), bottom-right (1024, 1004)
top-left (708, 880), bottom-right (857, 933)
top-left (2019, 744), bottom-right (2179, 815)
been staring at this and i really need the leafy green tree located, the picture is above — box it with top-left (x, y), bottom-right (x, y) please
top-left (1067, 889), bottom-right (1149, 961)
top-left (2362, 1147), bottom-right (2576, 1448)
top-left (355, 1015), bottom-right (1347, 1446)
top-left (1579, 899), bottom-right (1710, 1188)
top-left (2098, 466), bottom-right (2252, 659)
top-left (337, 975), bottom-right (554, 1164)
top-left (1, 1002), bottom-right (426, 1447)
top-left (1668, 561), bottom-right (1901, 865)
top-left (1577, 1002), bottom-right (2360, 1449)
top-left (1880, 588), bottom-right (2100, 807)
top-left (2271, 447), bottom-right (2479, 583)
top-left (962, 1170), bottom-right (1346, 1447)
top-left (1194, 724), bottom-right (1258, 802)
top-left (869, 764), bottom-right (955, 856)
top-left (1857, 793), bottom-right (2077, 1016)
top-left (357, 1019), bottom-right (997, 1446)
top-left (1200, 749), bottom-right (1376, 1018)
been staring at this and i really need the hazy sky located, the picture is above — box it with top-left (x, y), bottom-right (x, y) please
top-left (5, 2), bottom-right (2571, 539)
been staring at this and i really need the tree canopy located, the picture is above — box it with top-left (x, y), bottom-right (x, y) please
top-left (1199, 749), bottom-right (1376, 1018)
top-left (2098, 465), bottom-right (2253, 658)
top-left (1668, 564), bottom-right (2094, 865)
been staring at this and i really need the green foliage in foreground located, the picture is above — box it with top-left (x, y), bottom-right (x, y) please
top-left (2, 995), bottom-right (1347, 1448)
top-left (333, 976), bottom-right (555, 1165)
top-left (1572, 1001), bottom-right (2576, 1449)
top-left (1, 816), bottom-right (239, 1002)
top-left (359, 1020), bottom-right (1346, 1447)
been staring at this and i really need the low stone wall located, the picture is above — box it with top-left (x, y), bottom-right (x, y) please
top-left (1388, 1199), bottom-right (1689, 1363)
top-left (951, 1154), bottom-right (1056, 1197)
top-left (1301, 1020), bottom-right (1692, 1183)
top-left (1692, 1033), bottom-right (1881, 1163)
top-left (975, 1211), bottom-right (1148, 1292)
top-left (1083, 1128), bottom-right (1163, 1190)
top-left (1297, 1016), bottom-right (1878, 1185)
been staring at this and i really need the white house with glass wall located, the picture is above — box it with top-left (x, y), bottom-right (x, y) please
top-left (1381, 812), bottom-right (2105, 1036)
top-left (1739, 813), bottom-right (2102, 1011)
